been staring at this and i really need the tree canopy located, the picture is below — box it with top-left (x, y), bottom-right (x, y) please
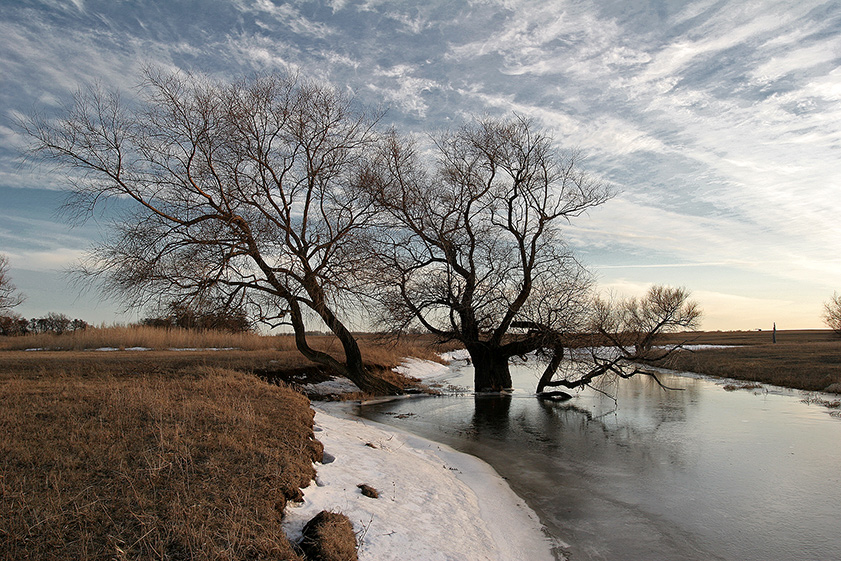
top-left (364, 117), bottom-right (612, 390)
top-left (823, 292), bottom-right (841, 335)
top-left (0, 254), bottom-right (25, 313)
top-left (22, 69), bottom-right (396, 393)
top-left (22, 69), bottom-right (702, 396)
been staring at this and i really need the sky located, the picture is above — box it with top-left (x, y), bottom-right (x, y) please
top-left (1, 0), bottom-right (840, 330)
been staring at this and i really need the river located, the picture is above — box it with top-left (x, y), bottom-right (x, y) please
top-left (352, 357), bottom-right (841, 561)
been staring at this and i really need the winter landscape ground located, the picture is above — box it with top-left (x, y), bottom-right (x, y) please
top-left (2, 328), bottom-right (840, 559)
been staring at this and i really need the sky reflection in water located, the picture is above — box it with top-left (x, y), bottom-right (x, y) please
top-left (357, 361), bottom-right (841, 561)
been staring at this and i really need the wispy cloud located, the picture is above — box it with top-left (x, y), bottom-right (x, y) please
top-left (2, 0), bottom-right (840, 328)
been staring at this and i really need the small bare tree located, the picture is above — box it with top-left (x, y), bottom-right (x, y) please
top-left (535, 285), bottom-right (702, 396)
top-left (365, 116), bottom-right (611, 391)
top-left (21, 69), bottom-right (398, 393)
top-left (823, 292), bottom-right (841, 335)
top-left (0, 254), bottom-right (25, 313)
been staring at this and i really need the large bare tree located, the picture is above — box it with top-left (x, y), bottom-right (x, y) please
top-left (365, 117), bottom-right (611, 391)
top-left (22, 69), bottom-right (398, 393)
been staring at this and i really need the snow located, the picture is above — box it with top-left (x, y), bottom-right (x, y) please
top-left (439, 348), bottom-right (472, 362)
top-left (168, 347), bottom-right (237, 351)
top-left (303, 378), bottom-right (362, 396)
top-left (303, 355), bottom-right (465, 396)
top-left (677, 344), bottom-right (739, 350)
top-left (392, 357), bottom-right (451, 382)
top-left (284, 407), bottom-right (559, 561)
top-left (285, 351), bottom-right (559, 560)
top-left (94, 346), bottom-right (151, 351)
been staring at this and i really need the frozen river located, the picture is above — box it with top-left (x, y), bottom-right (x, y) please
top-left (354, 358), bottom-right (841, 560)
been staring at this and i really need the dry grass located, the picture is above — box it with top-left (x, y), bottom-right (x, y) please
top-left (0, 327), bottom-right (449, 368)
top-left (298, 511), bottom-right (358, 561)
top-left (659, 329), bottom-right (838, 346)
top-left (0, 325), bottom-right (298, 352)
top-left (662, 332), bottom-right (841, 392)
top-left (0, 360), bottom-right (323, 560)
top-left (0, 332), bottom-right (449, 559)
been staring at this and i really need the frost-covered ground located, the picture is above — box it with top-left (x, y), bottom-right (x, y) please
top-left (287, 354), bottom-right (560, 560)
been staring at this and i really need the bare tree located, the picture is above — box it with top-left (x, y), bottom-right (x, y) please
top-left (0, 254), bottom-right (25, 313)
top-left (21, 69), bottom-right (398, 393)
top-left (535, 285), bottom-right (702, 396)
top-left (365, 117), bottom-right (611, 391)
top-left (823, 292), bottom-right (841, 335)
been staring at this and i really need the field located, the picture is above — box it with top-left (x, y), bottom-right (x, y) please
top-left (0, 327), bottom-right (438, 560)
top-left (659, 329), bottom-right (841, 392)
top-left (3, 326), bottom-right (839, 559)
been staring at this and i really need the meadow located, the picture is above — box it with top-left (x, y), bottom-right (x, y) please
top-left (0, 327), bottom-right (436, 560)
top-left (660, 329), bottom-right (841, 392)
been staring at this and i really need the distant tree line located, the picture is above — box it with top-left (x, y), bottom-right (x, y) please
top-left (2, 252), bottom-right (252, 336)
top-left (0, 312), bottom-right (89, 337)
top-left (140, 300), bottom-right (252, 333)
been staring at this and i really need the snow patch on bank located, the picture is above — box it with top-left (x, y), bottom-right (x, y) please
top-left (393, 357), bottom-right (451, 382)
top-left (302, 352), bottom-right (468, 396)
top-left (440, 348), bottom-right (472, 362)
top-left (284, 408), bottom-right (558, 561)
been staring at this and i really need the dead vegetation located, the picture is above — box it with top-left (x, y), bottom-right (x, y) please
top-left (0, 330), bottom-right (445, 560)
top-left (357, 484), bottom-right (380, 499)
top-left (661, 331), bottom-right (841, 392)
top-left (0, 363), bottom-right (321, 560)
top-left (0, 324), bottom-right (292, 352)
top-left (298, 511), bottom-right (358, 561)
top-left (722, 382), bottom-right (764, 391)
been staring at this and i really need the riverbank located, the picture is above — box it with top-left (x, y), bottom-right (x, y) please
top-left (661, 331), bottom-right (841, 392)
top-left (285, 405), bottom-right (559, 560)
top-left (294, 352), bottom-right (560, 560)
top-left (0, 362), bottom-right (321, 559)
top-left (0, 344), bottom-right (559, 559)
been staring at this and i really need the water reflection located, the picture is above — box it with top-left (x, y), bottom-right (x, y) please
top-left (471, 393), bottom-right (512, 433)
top-left (357, 363), bottom-right (841, 561)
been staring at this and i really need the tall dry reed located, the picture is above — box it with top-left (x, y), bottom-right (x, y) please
top-left (0, 325), bottom-right (297, 352)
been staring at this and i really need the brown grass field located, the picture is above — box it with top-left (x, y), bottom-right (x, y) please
top-left (0, 327), bottom-right (439, 560)
top-left (660, 329), bottom-right (841, 392)
top-left (0, 362), bottom-right (320, 560)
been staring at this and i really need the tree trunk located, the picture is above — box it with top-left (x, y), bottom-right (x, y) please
top-left (337, 328), bottom-right (403, 395)
top-left (536, 346), bottom-right (564, 394)
top-left (468, 344), bottom-right (513, 392)
top-left (287, 296), bottom-right (401, 395)
top-left (299, 275), bottom-right (403, 396)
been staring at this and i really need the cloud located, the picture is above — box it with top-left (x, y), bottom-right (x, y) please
top-left (4, 246), bottom-right (87, 272)
top-left (248, 0), bottom-right (333, 39)
top-left (368, 64), bottom-right (447, 117)
top-left (2, 0), bottom-right (840, 328)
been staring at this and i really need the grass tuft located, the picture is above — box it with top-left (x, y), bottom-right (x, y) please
top-left (298, 510), bottom-right (358, 561)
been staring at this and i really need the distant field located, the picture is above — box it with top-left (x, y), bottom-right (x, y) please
top-left (660, 330), bottom-right (841, 392)
top-left (660, 328), bottom-right (838, 346)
